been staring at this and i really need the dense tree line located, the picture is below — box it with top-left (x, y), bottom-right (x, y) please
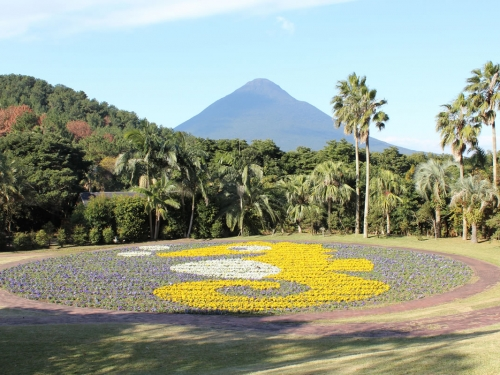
top-left (0, 63), bottom-right (499, 250)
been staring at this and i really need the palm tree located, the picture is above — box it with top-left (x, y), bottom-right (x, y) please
top-left (0, 153), bottom-right (21, 233)
top-left (222, 164), bottom-right (276, 236)
top-left (175, 134), bottom-right (208, 238)
top-left (451, 175), bottom-right (499, 243)
top-left (370, 169), bottom-right (406, 235)
top-left (332, 73), bottom-right (388, 238)
top-left (357, 85), bottom-right (389, 239)
top-left (331, 73), bottom-right (364, 234)
top-left (134, 174), bottom-right (180, 240)
top-left (436, 92), bottom-right (481, 240)
top-left (465, 61), bottom-right (500, 185)
top-left (115, 122), bottom-right (179, 238)
top-left (310, 161), bottom-right (353, 232)
top-left (414, 159), bottom-right (457, 238)
top-left (281, 175), bottom-right (318, 233)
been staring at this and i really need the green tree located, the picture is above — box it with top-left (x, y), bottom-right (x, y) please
top-left (0, 153), bottom-right (21, 233)
top-left (174, 134), bottom-right (209, 238)
top-left (332, 73), bottom-right (388, 237)
top-left (436, 92), bottom-right (480, 240)
top-left (133, 174), bottom-right (180, 240)
top-left (310, 161), bottom-right (353, 232)
top-left (414, 159), bottom-right (457, 238)
top-left (222, 164), bottom-right (276, 236)
top-left (465, 61), bottom-right (500, 185)
top-left (281, 174), bottom-right (317, 234)
top-left (370, 169), bottom-right (407, 235)
top-left (0, 131), bottom-right (89, 230)
top-left (112, 196), bottom-right (148, 242)
top-left (451, 175), bottom-right (499, 243)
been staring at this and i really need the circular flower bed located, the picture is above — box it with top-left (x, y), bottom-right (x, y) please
top-left (0, 242), bottom-right (473, 314)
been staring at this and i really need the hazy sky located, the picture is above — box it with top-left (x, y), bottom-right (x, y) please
top-left (1, 0), bottom-right (498, 153)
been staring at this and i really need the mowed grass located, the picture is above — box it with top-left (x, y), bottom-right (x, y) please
top-left (1, 234), bottom-right (500, 374)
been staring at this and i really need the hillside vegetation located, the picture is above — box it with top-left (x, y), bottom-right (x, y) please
top-left (0, 64), bottom-right (498, 249)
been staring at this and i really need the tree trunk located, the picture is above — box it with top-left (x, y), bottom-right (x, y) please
top-left (354, 136), bottom-right (360, 235)
top-left (492, 120), bottom-right (497, 186)
top-left (459, 157), bottom-right (467, 240)
top-left (298, 223), bottom-right (302, 233)
top-left (363, 136), bottom-right (370, 238)
top-left (186, 194), bottom-right (196, 238)
top-left (154, 211), bottom-right (160, 240)
top-left (386, 212), bottom-right (391, 235)
top-left (435, 206), bottom-right (441, 239)
top-left (149, 208), bottom-right (153, 240)
top-left (327, 198), bottom-right (331, 231)
top-left (471, 222), bottom-right (478, 243)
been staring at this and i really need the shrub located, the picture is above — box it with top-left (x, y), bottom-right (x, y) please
top-left (112, 196), bottom-right (147, 242)
top-left (102, 227), bottom-right (114, 244)
top-left (13, 232), bottom-right (35, 250)
top-left (89, 227), bottom-right (101, 245)
top-left (72, 225), bottom-right (88, 246)
top-left (35, 229), bottom-right (50, 249)
top-left (210, 219), bottom-right (225, 238)
top-left (84, 195), bottom-right (115, 232)
top-left (41, 222), bottom-right (55, 245)
top-left (70, 203), bottom-right (87, 228)
top-left (56, 228), bottom-right (67, 248)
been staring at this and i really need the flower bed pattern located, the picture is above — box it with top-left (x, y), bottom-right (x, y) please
top-left (0, 242), bottom-right (473, 314)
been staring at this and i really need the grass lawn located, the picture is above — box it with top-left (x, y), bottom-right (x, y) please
top-left (1, 234), bottom-right (500, 374)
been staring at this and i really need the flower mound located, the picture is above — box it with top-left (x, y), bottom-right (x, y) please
top-left (0, 242), bottom-right (473, 314)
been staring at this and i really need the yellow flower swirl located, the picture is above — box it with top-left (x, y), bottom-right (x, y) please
top-left (154, 242), bottom-right (390, 312)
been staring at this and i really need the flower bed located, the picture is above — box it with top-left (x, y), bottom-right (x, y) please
top-left (0, 242), bottom-right (473, 314)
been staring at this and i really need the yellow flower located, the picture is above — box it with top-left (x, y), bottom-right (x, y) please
top-left (154, 242), bottom-right (390, 312)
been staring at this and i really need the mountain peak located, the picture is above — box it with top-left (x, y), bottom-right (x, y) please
top-left (234, 78), bottom-right (293, 101)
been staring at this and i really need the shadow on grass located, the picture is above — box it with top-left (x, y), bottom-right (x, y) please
top-left (0, 310), bottom-right (496, 375)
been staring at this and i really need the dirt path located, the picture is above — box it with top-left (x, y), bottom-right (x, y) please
top-left (1, 242), bottom-right (500, 338)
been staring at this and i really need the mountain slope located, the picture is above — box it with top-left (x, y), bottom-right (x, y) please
top-left (176, 78), bottom-right (416, 154)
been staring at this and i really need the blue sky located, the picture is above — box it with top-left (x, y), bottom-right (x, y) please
top-left (1, 0), bottom-right (498, 153)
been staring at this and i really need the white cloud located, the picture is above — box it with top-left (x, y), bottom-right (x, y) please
top-left (0, 0), bottom-right (351, 39)
top-left (276, 16), bottom-right (295, 34)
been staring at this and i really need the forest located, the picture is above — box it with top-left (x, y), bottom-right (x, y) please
top-left (0, 61), bottom-right (499, 250)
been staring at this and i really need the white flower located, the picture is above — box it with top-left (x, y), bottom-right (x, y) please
top-left (228, 245), bottom-right (271, 253)
top-left (117, 251), bottom-right (152, 257)
top-left (171, 259), bottom-right (280, 280)
top-left (138, 245), bottom-right (170, 251)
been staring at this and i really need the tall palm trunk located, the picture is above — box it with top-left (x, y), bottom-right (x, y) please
top-left (386, 212), bottom-right (391, 235)
top-left (435, 206), bottom-right (441, 239)
top-left (492, 120), bottom-right (497, 186)
top-left (471, 222), bottom-right (478, 243)
top-left (459, 158), bottom-right (467, 240)
top-left (327, 198), bottom-right (332, 231)
top-left (154, 209), bottom-right (161, 240)
top-left (149, 209), bottom-right (154, 240)
top-left (186, 194), bottom-right (196, 238)
top-left (363, 136), bottom-right (370, 238)
top-left (354, 136), bottom-right (360, 235)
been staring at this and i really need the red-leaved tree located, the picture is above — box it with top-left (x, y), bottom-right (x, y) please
top-left (66, 120), bottom-right (93, 141)
top-left (0, 105), bottom-right (33, 136)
